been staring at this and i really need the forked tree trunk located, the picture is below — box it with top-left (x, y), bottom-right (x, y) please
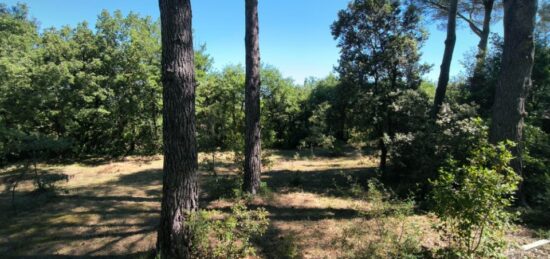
top-left (470, 0), bottom-right (495, 92)
top-left (157, 0), bottom-right (199, 258)
top-left (243, 0), bottom-right (262, 194)
top-left (490, 0), bottom-right (537, 205)
top-left (432, 0), bottom-right (458, 117)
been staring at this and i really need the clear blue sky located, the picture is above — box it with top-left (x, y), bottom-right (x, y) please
top-left (4, 0), bottom-right (502, 84)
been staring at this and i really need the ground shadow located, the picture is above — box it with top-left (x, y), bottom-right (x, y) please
top-left (214, 204), bottom-right (360, 221)
top-left (0, 180), bottom-right (159, 257)
top-left (263, 166), bottom-right (377, 197)
top-left (9, 253), bottom-right (151, 259)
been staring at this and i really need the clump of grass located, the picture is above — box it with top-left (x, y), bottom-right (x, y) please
top-left (333, 179), bottom-right (424, 258)
top-left (534, 229), bottom-right (550, 239)
top-left (272, 233), bottom-right (302, 259)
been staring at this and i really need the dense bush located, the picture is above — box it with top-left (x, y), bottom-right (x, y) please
top-left (523, 125), bottom-right (550, 209)
top-left (431, 141), bottom-right (520, 258)
top-left (387, 101), bottom-right (488, 197)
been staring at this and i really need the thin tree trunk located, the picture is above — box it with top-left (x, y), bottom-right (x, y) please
top-left (243, 0), bottom-right (262, 194)
top-left (470, 0), bottom-right (495, 92)
top-left (432, 0), bottom-right (458, 117)
top-left (490, 0), bottom-right (537, 206)
top-left (379, 138), bottom-right (388, 174)
top-left (157, 0), bottom-right (199, 258)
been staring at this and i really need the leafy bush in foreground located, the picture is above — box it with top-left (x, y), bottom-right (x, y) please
top-left (431, 141), bottom-right (520, 258)
top-left (187, 201), bottom-right (270, 259)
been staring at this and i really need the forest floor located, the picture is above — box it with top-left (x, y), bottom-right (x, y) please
top-left (0, 151), bottom-right (548, 258)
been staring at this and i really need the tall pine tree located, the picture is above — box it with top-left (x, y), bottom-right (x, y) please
top-left (157, 0), bottom-right (199, 257)
top-left (243, 0), bottom-right (262, 194)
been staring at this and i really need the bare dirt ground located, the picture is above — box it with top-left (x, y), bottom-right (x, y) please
top-left (0, 151), bottom-right (548, 258)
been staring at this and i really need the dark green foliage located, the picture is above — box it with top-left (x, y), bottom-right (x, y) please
top-left (523, 125), bottom-right (550, 209)
top-left (196, 65), bottom-right (246, 153)
top-left (387, 102), bottom-right (490, 197)
top-left (528, 37), bottom-right (550, 132)
top-left (0, 129), bottom-right (71, 163)
top-left (332, 0), bottom-right (430, 173)
top-left (299, 101), bottom-right (335, 155)
top-left (464, 35), bottom-right (503, 116)
top-left (0, 7), bottom-right (164, 159)
top-left (261, 67), bottom-right (310, 148)
top-left (196, 64), bottom-right (313, 152)
top-left (0, 5), bottom-right (320, 163)
top-left (466, 34), bottom-right (549, 123)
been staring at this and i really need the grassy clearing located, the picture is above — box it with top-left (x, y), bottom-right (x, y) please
top-left (0, 151), bottom-right (547, 258)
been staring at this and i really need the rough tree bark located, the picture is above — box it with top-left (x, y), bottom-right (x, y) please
top-left (243, 0), bottom-right (262, 194)
top-left (432, 0), bottom-right (458, 117)
top-left (490, 0), bottom-right (537, 204)
top-left (157, 0), bottom-right (199, 258)
top-left (470, 0), bottom-right (495, 92)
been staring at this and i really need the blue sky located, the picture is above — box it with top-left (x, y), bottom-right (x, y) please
top-left (4, 0), bottom-right (502, 84)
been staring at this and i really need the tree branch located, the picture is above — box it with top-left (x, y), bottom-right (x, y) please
top-left (425, 0), bottom-right (483, 37)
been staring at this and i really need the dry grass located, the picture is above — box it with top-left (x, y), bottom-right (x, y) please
top-left (0, 151), bottom-right (547, 258)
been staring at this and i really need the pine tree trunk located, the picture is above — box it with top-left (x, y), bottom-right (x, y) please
top-left (432, 0), bottom-right (458, 117)
top-left (470, 0), bottom-right (495, 92)
top-left (490, 0), bottom-right (537, 205)
top-left (243, 0), bottom-right (262, 194)
top-left (157, 0), bottom-right (199, 258)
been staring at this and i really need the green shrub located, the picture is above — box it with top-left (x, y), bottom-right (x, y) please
top-left (188, 201), bottom-right (270, 259)
top-left (387, 101), bottom-right (488, 198)
top-left (523, 124), bottom-right (550, 209)
top-left (0, 128), bottom-right (72, 166)
top-left (430, 141), bottom-right (521, 258)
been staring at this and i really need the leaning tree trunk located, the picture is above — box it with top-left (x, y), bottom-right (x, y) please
top-left (432, 0), bottom-right (458, 117)
top-left (490, 0), bottom-right (537, 205)
top-left (243, 0), bottom-right (262, 194)
top-left (157, 0), bottom-right (199, 258)
top-left (470, 0), bottom-right (495, 93)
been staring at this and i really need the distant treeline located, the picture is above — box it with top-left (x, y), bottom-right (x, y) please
top-left (0, 4), bottom-right (351, 162)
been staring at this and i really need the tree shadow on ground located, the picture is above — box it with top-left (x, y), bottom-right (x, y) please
top-left (0, 177), bottom-right (159, 257)
top-left (212, 204), bottom-right (360, 222)
top-left (0, 160), bottom-right (376, 257)
top-left (9, 253), bottom-right (152, 259)
top-left (271, 147), bottom-right (378, 160)
top-left (254, 224), bottom-right (302, 259)
top-left (0, 192), bottom-right (159, 254)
